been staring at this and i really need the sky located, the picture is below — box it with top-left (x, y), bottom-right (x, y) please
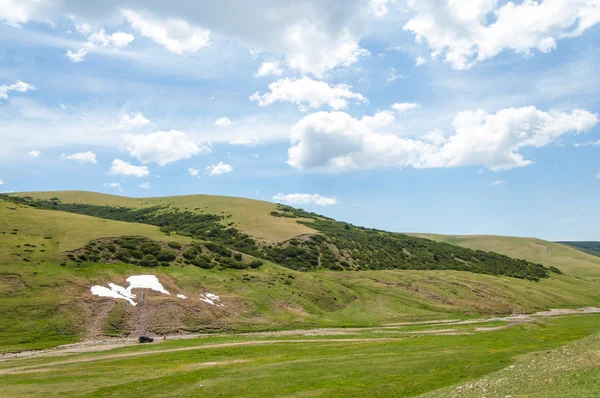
top-left (0, 0), bottom-right (599, 241)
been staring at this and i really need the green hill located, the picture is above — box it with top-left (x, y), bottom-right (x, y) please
top-left (410, 233), bottom-right (600, 280)
top-left (2, 191), bottom-right (600, 354)
top-left (558, 241), bottom-right (600, 258)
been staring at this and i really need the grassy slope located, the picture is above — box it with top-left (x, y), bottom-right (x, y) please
top-left (3, 194), bottom-right (600, 354)
top-left (559, 241), bottom-right (600, 258)
top-left (17, 190), bottom-right (315, 244)
top-left (411, 233), bottom-right (600, 279)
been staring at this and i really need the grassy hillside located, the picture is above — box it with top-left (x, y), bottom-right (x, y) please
top-left (411, 233), bottom-right (600, 279)
top-left (558, 241), bottom-right (600, 258)
top-left (2, 192), bottom-right (600, 354)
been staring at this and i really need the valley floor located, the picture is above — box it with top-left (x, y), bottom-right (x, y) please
top-left (1, 313), bottom-right (600, 397)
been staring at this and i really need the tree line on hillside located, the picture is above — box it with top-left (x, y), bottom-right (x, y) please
top-left (1, 195), bottom-right (554, 280)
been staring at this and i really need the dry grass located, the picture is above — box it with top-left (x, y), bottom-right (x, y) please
top-left (411, 233), bottom-right (600, 279)
top-left (17, 191), bottom-right (315, 244)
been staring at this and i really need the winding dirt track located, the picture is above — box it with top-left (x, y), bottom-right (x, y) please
top-left (0, 338), bottom-right (403, 375)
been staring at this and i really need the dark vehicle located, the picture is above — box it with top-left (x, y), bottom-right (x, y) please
top-left (138, 336), bottom-right (154, 343)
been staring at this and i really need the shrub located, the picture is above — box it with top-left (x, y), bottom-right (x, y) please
top-left (234, 253), bottom-right (243, 261)
top-left (140, 254), bottom-right (158, 267)
top-left (157, 249), bottom-right (177, 262)
top-left (249, 259), bottom-right (263, 269)
top-left (167, 241), bottom-right (182, 249)
top-left (182, 247), bottom-right (198, 260)
top-left (141, 241), bottom-right (161, 255)
top-left (549, 266), bottom-right (562, 274)
top-left (115, 248), bottom-right (132, 263)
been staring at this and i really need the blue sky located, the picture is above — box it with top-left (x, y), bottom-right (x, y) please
top-left (0, 0), bottom-right (599, 241)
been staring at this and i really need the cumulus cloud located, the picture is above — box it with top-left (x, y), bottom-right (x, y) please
top-left (0, 80), bottom-right (35, 100)
top-left (2, 1), bottom-right (375, 78)
top-left (188, 168), bottom-right (200, 176)
top-left (273, 193), bottom-right (338, 206)
top-left (392, 102), bottom-right (420, 112)
top-left (370, 0), bottom-right (394, 17)
top-left (123, 9), bottom-right (210, 55)
top-left (256, 61), bottom-right (284, 77)
top-left (139, 182), bottom-right (151, 189)
top-left (414, 55), bottom-right (426, 67)
top-left (28, 150), bottom-right (41, 158)
top-left (60, 151), bottom-right (97, 164)
top-left (404, 0), bottom-right (600, 70)
top-left (67, 25), bottom-right (134, 63)
top-left (207, 162), bottom-right (233, 176)
top-left (288, 106), bottom-right (598, 173)
top-left (122, 130), bottom-right (210, 165)
top-left (250, 77), bottom-right (367, 111)
top-left (115, 113), bottom-right (151, 130)
top-left (109, 159), bottom-right (149, 177)
top-left (213, 117), bottom-right (235, 127)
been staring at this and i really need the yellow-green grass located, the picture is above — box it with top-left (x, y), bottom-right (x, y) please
top-left (16, 190), bottom-right (316, 244)
top-left (2, 315), bottom-right (600, 397)
top-left (411, 233), bottom-right (600, 279)
top-left (424, 328), bottom-right (600, 398)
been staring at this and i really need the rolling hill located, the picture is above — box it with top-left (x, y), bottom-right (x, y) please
top-left (1, 191), bottom-right (600, 355)
top-left (410, 233), bottom-right (600, 280)
top-left (558, 241), bottom-right (600, 258)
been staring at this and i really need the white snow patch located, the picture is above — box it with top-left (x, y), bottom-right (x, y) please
top-left (126, 275), bottom-right (170, 295)
top-left (177, 294), bottom-right (187, 299)
top-left (199, 292), bottom-right (224, 307)
top-left (91, 285), bottom-right (137, 306)
top-left (90, 275), bottom-right (170, 306)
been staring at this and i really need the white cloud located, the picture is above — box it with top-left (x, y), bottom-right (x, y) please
top-left (139, 182), bottom-right (151, 189)
top-left (104, 182), bottom-right (124, 193)
top-left (228, 136), bottom-right (259, 145)
top-left (256, 61), bottom-right (284, 77)
top-left (188, 168), bottom-right (200, 176)
top-left (28, 150), bottom-right (41, 158)
top-left (288, 106), bottom-right (598, 173)
top-left (213, 117), bottom-right (235, 128)
top-left (392, 102), bottom-right (421, 112)
top-left (370, 0), bottom-right (394, 17)
top-left (415, 55), bottom-right (426, 67)
top-left (273, 193), bottom-right (338, 207)
top-left (66, 49), bottom-right (89, 63)
top-left (66, 26), bottom-right (134, 63)
top-left (404, 0), bottom-right (600, 70)
top-left (123, 9), bottom-right (210, 55)
top-left (597, 172), bottom-right (600, 180)
top-left (0, 81), bottom-right (35, 100)
top-left (109, 159), bottom-right (149, 177)
top-left (207, 162), bottom-right (233, 176)
top-left (123, 130), bottom-right (210, 166)
top-left (60, 151), bottom-right (97, 164)
top-left (0, 178), bottom-right (3, 185)
top-left (490, 180), bottom-right (505, 187)
top-left (283, 22), bottom-right (370, 77)
top-left (115, 113), bottom-right (151, 130)
top-left (250, 77), bottom-right (367, 111)
top-left (574, 139), bottom-right (600, 147)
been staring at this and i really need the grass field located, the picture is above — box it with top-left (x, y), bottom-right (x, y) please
top-left (2, 191), bottom-right (600, 396)
top-left (1, 315), bottom-right (599, 397)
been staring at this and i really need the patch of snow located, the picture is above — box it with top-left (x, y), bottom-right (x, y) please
top-left (200, 292), bottom-right (224, 307)
top-left (177, 294), bottom-right (187, 299)
top-left (126, 275), bottom-right (170, 295)
top-left (90, 275), bottom-right (170, 306)
top-left (91, 285), bottom-right (137, 306)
